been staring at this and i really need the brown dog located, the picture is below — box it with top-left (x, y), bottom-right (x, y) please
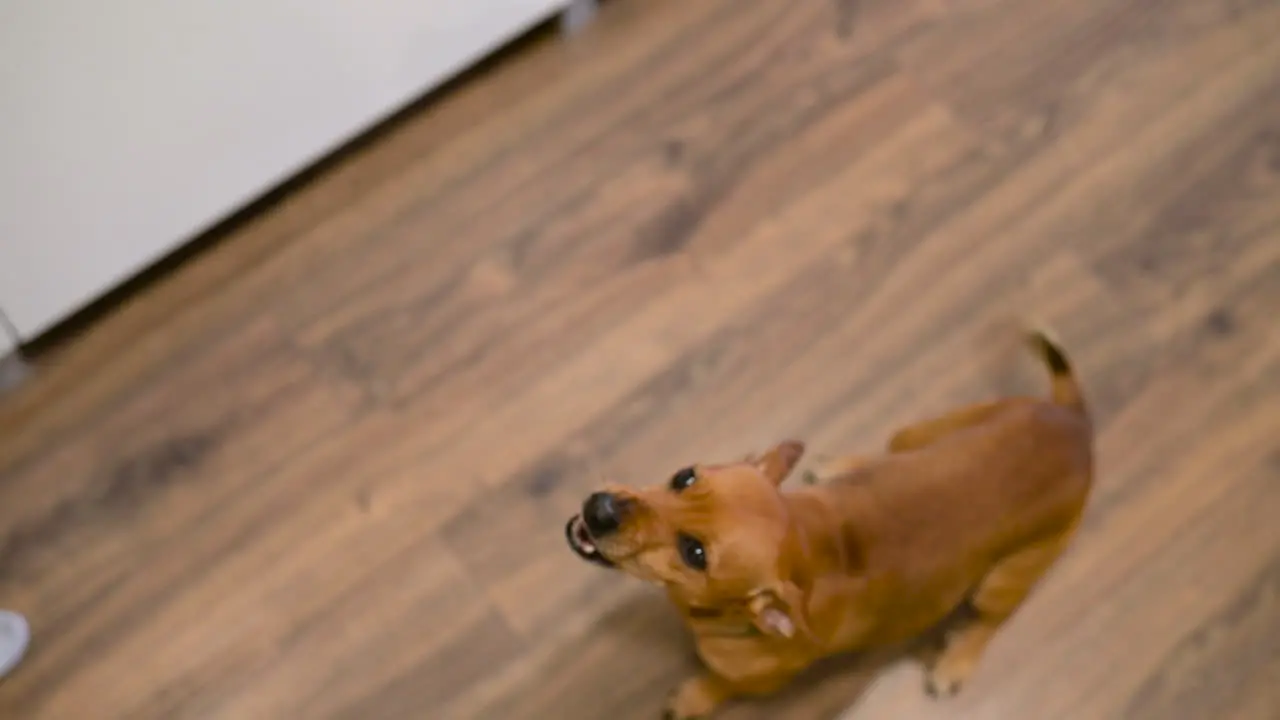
top-left (565, 330), bottom-right (1093, 718)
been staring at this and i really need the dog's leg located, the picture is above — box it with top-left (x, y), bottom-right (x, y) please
top-left (887, 401), bottom-right (1010, 453)
top-left (924, 527), bottom-right (1077, 698)
top-left (664, 672), bottom-right (734, 719)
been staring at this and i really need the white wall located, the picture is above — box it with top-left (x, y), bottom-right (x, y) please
top-left (0, 0), bottom-right (565, 340)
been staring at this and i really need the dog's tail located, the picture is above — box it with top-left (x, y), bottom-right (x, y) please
top-left (1025, 328), bottom-right (1087, 416)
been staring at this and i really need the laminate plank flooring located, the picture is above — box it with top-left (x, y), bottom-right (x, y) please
top-left (1, 0), bottom-right (1277, 718)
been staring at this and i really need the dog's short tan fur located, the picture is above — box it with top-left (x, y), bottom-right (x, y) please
top-left (565, 330), bottom-right (1093, 718)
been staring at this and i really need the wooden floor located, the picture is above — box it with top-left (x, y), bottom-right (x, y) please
top-left (2, 0), bottom-right (1279, 718)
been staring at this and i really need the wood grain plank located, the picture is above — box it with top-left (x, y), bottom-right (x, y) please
top-left (1, 0), bottom-right (1277, 718)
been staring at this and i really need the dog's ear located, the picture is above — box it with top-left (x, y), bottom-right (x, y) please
top-left (746, 583), bottom-right (812, 641)
top-left (748, 440), bottom-right (805, 486)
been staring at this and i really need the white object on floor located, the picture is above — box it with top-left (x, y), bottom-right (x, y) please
top-left (0, 308), bottom-right (15, 358)
top-left (560, 0), bottom-right (598, 36)
top-left (0, 611), bottom-right (30, 679)
top-left (0, 351), bottom-right (31, 397)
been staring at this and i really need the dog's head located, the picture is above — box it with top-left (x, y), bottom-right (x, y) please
top-left (565, 440), bottom-right (812, 639)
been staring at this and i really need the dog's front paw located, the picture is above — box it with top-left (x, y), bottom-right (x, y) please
top-left (923, 652), bottom-right (976, 699)
top-left (923, 670), bottom-right (962, 699)
top-left (663, 675), bottom-right (726, 719)
top-left (922, 621), bottom-right (999, 700)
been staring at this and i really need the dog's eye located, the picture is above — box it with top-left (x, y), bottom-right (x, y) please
top-left (677, 533), bottom-right (707, 571)
top-left (670, 467), bottom-right (697, 492)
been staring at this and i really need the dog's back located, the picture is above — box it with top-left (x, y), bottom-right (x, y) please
top-left (793, 331), bottom-right (1095, 650)
top-left (857, 397), bottom-right (1092, 556)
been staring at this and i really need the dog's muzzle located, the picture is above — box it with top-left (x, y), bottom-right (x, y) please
top-left (565, 492), bottom-right (629, 568)
top-left (565, 514), bottom-right (617, 568)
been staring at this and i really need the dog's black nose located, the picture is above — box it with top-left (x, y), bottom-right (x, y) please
top-left (583, 492), bottom-right (625, 536)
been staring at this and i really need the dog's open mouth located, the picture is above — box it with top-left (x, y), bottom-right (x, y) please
top-left (565, 515), bottom-right (616, 568)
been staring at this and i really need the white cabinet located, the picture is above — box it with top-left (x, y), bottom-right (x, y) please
top-left (0, 0), bottom-right (568, 341)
